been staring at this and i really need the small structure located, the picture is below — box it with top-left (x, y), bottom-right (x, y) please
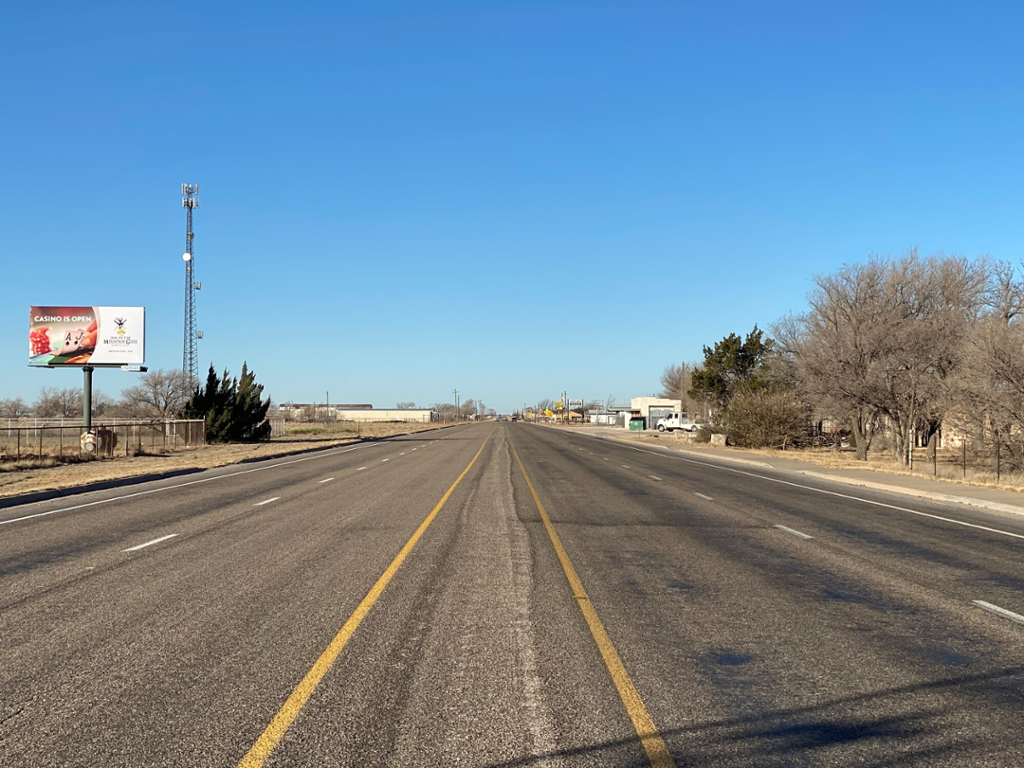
top-left (628, 397), bottom-right (683, 430)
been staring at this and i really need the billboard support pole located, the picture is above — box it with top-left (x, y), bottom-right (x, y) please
top-left (83, 365), bottom-right (93, 431)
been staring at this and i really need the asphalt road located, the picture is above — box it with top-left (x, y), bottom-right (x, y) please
top-left (1, 422), bottom-right (1023, 767)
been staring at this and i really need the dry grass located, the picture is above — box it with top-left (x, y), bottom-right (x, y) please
top-left (0, 420), bottom-right (447, 499)
top-left (563, 424), bottom-right (1024, 495)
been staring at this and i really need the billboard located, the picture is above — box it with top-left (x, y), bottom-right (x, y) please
top-left (29, 306), bottom-right (145, 366)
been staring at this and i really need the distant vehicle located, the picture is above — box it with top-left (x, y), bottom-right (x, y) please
top-left (511, 414), bottom-right (518, 422)
top-left (656, 413), bottom-right (700, 432)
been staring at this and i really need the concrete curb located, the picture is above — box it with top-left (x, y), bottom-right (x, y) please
top-left (797, 470), bottom-right (1024, 518)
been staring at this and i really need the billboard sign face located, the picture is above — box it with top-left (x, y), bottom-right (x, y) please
top-left (29, 306), bottom-right (145, 366)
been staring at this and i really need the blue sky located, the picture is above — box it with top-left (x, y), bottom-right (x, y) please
top-left (3, 1), bottom-right (1022, 413)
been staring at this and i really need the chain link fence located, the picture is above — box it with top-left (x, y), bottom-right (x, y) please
top-left (0, 419), bottom-right (205, 463)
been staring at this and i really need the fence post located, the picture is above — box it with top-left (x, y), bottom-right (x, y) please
top-left (963, 438), bottom-right (967, 479)
top-left (996, 434), bottom-right (1001, 484)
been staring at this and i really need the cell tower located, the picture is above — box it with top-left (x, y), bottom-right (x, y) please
top-left (181, 183), bottom-right (200, 383)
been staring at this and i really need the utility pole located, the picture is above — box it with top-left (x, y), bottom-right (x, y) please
top-left (453, 389), bottom-right (459, 422)
top-left (181, 183), bottom-right (200, 384)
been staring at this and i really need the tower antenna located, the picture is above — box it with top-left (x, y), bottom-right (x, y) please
top-left (181, 183), bottom-right (200, 383)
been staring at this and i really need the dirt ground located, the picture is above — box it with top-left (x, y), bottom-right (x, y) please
top-left (0, 421), bottom-right (445, 499)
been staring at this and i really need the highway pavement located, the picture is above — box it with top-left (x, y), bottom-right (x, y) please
top-left (1, 422), bottom-right (1023, 766)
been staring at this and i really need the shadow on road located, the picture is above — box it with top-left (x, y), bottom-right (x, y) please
top-left (480, 665), bottom-right (1024, 767)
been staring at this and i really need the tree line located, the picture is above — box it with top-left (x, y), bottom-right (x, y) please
top-left (663, 251), bottom-right (1024, 465)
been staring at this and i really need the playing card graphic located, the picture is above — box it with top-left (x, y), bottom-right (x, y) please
top-left (29, 307), bottom-right (144, 366)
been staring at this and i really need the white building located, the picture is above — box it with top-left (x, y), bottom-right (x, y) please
top-left (334, 408), bottom-right (436, 423)
top-left (629, 397), bottom-right (683, 430)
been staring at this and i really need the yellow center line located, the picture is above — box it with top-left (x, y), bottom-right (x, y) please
top-left (237, 430), bottom-right (493, 768)
top-left (509, 435), bottom-right (677, 768)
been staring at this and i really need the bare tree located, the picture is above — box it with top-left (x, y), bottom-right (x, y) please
top-left (780, 251), bottom-right (990, 462)
top-left (945, 263), bottom-right (1024, 469)
top-left (34, 387), bottom-right (84, 418)
top-left (396, 401), bottom-right (417, 409)
top-left (119, 369), bottom-right (192, 419)
top-left (660, 363), bottom-right (690, 401)
top-left (0, 397), bottom-right (31, 418)
top-left (92, 390), bottom-right (115, 417)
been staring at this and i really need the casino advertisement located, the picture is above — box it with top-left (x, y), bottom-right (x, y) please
top-left (29, 306), bottom-right (146, 366)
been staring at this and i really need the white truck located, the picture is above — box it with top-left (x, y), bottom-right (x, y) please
top-left (655, 413), bottom-right (701, 432)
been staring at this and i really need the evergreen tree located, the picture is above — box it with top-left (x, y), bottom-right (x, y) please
top-left (234, 363), bottom-right (272, 441)
top-left (689, 326), bottom-right (774, 416)
top-left (182, 363), bottom-right (272, 442)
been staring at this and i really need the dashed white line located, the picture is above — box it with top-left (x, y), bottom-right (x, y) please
top-left (973, 600), bottom-right (1024, 626)
top-left (621, 464), bottom-right (630, 469)
top-left (695, 492), bottom-right (713, 500)
top-left (381, 458), bottom-right (390, 463)
top-left (775, 524), bottom-right (813, 540)
top-left (318, 478), bottom-right (335, 484)
top-left (123, 534), bottom-right (178, 552)
top-left (564, 432), bottom-right (1024, 543)
top-left (0, 442), bottom-right (377, 528)
top-left (254, 497), bottom-right (280, 506)
top-left (603, 457), bottom-right (609, 461)
top-left (648, 475), bottom-right (662, 481)
top-left (357, 467), bottom-right (368, 471)
top-left (399, 452), bottom-right (406, 456)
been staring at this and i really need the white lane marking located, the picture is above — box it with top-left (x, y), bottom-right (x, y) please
top-left (973, 600), bottom-right (1024, 626)
top-left (123, 534), bottom-right (178, 552)
top-left (565, 433), bottom-right (1024, 543)
top-left (775, 524), bottom-right (813, 540)
top-left (648, 475), bottom-right (662, 481)
top-left (412, 448), bottom-right (418, 451)
top-left (0, 442), bottom-right (378, 527)
top-left (357, 467), bottom-right (368, 471)
top-left (621, 464), bottom-right (630, 469)
top-left (381, 458), bottom-right (390, 463)
top-left (254, 497), bottom-right (280, 506)
top-left (318, 478), bottom-right (335, 484)
top-left (695, 492), bottom-right (714, 500)
top-left (602, 457), bottom-right (609, 461)
top-left (399, 452), bottom-right (405, 456)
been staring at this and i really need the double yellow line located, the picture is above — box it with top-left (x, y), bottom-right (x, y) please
top-left (508, 435), bottom-right (677, 768)
top-left (238, 430), bottom-right (675, 768)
